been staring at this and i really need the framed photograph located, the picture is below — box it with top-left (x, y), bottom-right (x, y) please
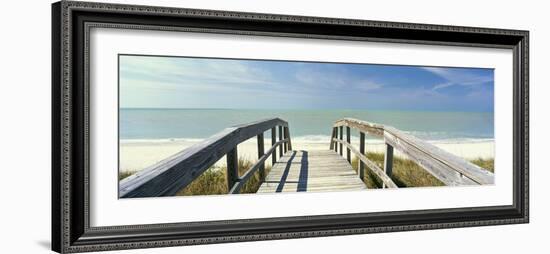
top-left (52, 1), bottom-right (529, 253)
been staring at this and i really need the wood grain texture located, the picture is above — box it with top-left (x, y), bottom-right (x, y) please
top-left (257, 133), bottom-right (265, 181)
top-left (329, 127), bottom-right (337, 151)
top-left (332, 118), bottom-right (494, 186)
top-left (359, 132), bottom-right (366, 180)
top-left (120, 117), bottom-right (493, 198)
top-left (346, 126), bottom-right (351, 163)
top-left (332, 138), bottom-right (398, 188)
top-left (285, 127), bottom-right (292, 151)
top-left (271, 127), bottom-right (276, 165)
top-left (384, 127), bottom-right (493, 185)
top-left (278, 126), bottom-right (283, 158)
top-left (383, 143), bottom-right (394, 188)
top-left (257, 150), bottom-right (366, 193)
top-left (334, 118), bottom-right (385, 137)
top-left (226, 148), bottom-right (239, 191)
top-left (229, 139), bottom-right (288, 194)
top-left (339, 126), bottom-right (343, 156)
top-left (119, 118), bottom-right (289, 198)
top-left (283, 127), bottom-right (288, 153)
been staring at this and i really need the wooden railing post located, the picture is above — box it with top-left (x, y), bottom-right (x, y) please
top-left (323, 118), bottom-right (494, 189)
top-left (271, 127), bottom-right (276, 165)
top-left (383, 143), bottom-right (394, 188)
top-left (283, 127), bottom-right (288, 154)
top-left (278, 126), bottom-right (283, 158)
top-left (330, 127), bottom-right (337, 151)
top-left (257, 133), bottom-right (265, 181)
top-left (359, 132), bottom-right (365, 180)
top-left (284, 126), bottom-right (292, 151)
top-left (226, 148), bottom-right (239, 192)
top-left (338, 126), bottom-right (343, 156)
top-left (346, 126), bottom-right (351, 163)
top-left (119, 118), bottom-right (294, 198)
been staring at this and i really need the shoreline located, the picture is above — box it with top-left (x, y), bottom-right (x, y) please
top-left (119, 137), bottom-right (495, 173)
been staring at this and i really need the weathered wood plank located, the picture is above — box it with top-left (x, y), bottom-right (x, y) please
top-left (229, 139), bottom-right (287, 194)
top-left (339, 126), bottom-right (343, 156)
top-left (331, 118), bottom-right (494, 186)
top-left (258, 184), bottom-right (366, 192)
top-left (271, 127), bottom-right (276, 165)
top-left (259, 183), bottom-right (366, 191)
top-left (359, 132), bottom-right (366, 180)
top-left (278, 126), bottom-right (283, 158)
top-left (263, 173), bottom-right (362, 181)
top-left (383, 143), bottom-right (394, 188)
top-left (270, 167), bottom-right (352, 173)
top-left (346, 126), bottom-right (351, 163)
top-left (267, 165), bottom-right (358, 172)
top-left (384, 127), bottom-right (493, 184)
top-left (285, 127), bottom-right (292, 151)
top-left (283, 127), bottom-right (287, 153)
top-left (264, 170), bottom-right (362, 179)
top-left (266, 176), bottom-right (366, 185)
top-left (383, 131), bottom-right (476, 186)
top-left (266, 169), bottom-right (358, 178)
top-left (334, 118), bottom-right (384, 137)
top-left (267, 169), bottom-right (356, 176)
top-left (119, 118), bottom-right (289, 198)
top-left (257, 133), bottom-right (265, 181)
top-left (258, 150), bottom-right (366, 193)
top-left (226, 148), bottom-right (239, 192)
top-left (330, 127), bottom-right (337, 151)
top-left (332, 138), bottom-right (398, 188)
top-left (257, 183), bottom-right (367, 193)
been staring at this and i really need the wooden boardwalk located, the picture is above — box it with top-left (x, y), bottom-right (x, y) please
top-left (120, 118), bottom-right (493, 198)
top-left (257, 150), bottom-right (366, 193)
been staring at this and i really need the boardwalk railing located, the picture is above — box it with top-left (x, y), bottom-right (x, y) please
top-left (330, 118), bottom-right (494, 188)
top-left (120, 118), bottom-right (292, 198)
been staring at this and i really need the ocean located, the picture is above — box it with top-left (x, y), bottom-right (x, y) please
top-left (119, 109), bottom-right (494, 143)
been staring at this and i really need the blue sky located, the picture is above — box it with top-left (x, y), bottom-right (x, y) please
top-left (119, 55), bottom-right (494, 112)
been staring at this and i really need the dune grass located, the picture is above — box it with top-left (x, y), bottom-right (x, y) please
top-left (118, 170), bottom-right (136, 181)
top-left (119, 152), bottom-right (494, 195)
top-left (119, 157), bottom-right (271, 196)
top-left (470, 158), bottom-right (494, 173)
top-left (176, 158), bottom-right (271, 196)
top-left (351, 152), bottom-right (494, 188)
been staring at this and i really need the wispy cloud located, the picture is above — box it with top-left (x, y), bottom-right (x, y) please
top-left (294, 67), bottom-right (383, 93)
top-left (355, 80), bottom-right (383, 91)
top-left (422, 67), bottom-right (493, 90)
top-left (120, 56), bottom-right (493, 111)
top-left (432, 82), bottom-right (454, 90)
top-left (120, 56), bottom-right (278, 90)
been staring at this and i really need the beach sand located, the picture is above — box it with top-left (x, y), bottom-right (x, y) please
top-left (119, 138), bottom-right (494, 174)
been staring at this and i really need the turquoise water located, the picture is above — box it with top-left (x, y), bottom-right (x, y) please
top-left (119, 109), bottom-right (494, 142)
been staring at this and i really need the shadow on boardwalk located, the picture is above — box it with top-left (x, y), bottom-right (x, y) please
top-left (257, 150), bottom-right (366, 193)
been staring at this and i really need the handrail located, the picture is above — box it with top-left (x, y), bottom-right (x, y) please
top-left (120, 118), bottom-right (292, 198)
top-left (330, 118), bottom-right (494, 187)
top-left (332, 138), bottom-right (397, 188)
top-left (229, 138), bottom-right (288, 194)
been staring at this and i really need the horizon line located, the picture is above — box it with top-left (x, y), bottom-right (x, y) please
top-left (119, 107), bottom-right (494, 113)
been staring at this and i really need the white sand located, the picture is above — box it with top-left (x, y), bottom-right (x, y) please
top-left (120, 138), bottom-right (494, 173)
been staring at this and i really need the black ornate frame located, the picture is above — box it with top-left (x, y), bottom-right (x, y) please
top-left (51, 1), bottom-right (529, 253)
